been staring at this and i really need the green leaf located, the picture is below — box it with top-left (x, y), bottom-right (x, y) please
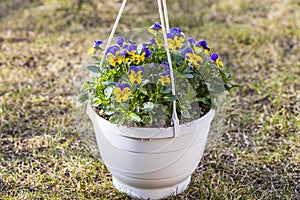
top-left (160, 87), bottom-right (171, 94)
top-left (155, 36), bottom-right (164, 45)
top-left (143, 102), bottom-right (154, 112)
top-left (181, 110), bottom-right (190, 118)
top-left (87, 66), bottom-right (101, 73)
top-left (91, 56), bottom-right (102, 61)
top-left (205, 78), bottom-right (225, 94)
top-left (184, 68), bottom-right (193, 73)
top-left (196, 98), bottom-right (208, 104)
top-left (226, 73), bottom-right (232, 80)
top-left (212, 97), bottom-right (221, 108)
top-left (139, 87), bottom-right (148, 95)
top-left (109, 115), bottom-right (118, 123)
top-left (225, 83), bottom-right (232, 90)
top-left (231, 84), bottom-right (241, 88)
top-left (119, 116), bottom-right (127, 124)
top-left (102, 81), bottom-right (117, 86)
top-left (164, 95), bottom-right (178, 101)
top-left (182, 74), bottom-right (193, 79)
top-left (142, 115), bottom-right (152, 125)
top-left (77, 93), bottom-right (89, 104)
top-left (104, 87), bottom-right (113, 99)
top-left (104, 110), bottom-right (114, 115)
top-left (92, 98), bottom-right (102, 106)
top-left (129, 113), bottom-right (141, 122)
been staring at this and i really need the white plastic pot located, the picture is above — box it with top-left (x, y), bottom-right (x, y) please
top-left (87, 104), bottom-right (215, 199)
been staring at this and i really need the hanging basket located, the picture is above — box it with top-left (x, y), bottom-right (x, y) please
top-left (87, 103), bottom-right (215, 199)
top-left (77, 0), bottom-right (234, 199)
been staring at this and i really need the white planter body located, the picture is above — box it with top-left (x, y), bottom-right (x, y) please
top-left (87, 105), bottom-right (215, 199)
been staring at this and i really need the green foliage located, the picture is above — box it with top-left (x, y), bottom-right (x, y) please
top-left (81, 27), bottom-right (234, 126)
top-left (86, 65), bottom-right (101, 73)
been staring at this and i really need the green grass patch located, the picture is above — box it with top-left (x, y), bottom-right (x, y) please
top-left (0, 0), bottom-right (299, 199)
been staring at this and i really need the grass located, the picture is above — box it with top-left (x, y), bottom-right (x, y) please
top-left (0, 0), bottom-right (299, 199)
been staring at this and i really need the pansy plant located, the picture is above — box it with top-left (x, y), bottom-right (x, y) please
top-left (81, 22), bottom-right (235, 126)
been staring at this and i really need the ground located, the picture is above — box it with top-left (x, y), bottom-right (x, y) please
top-left (0, 0), bottom-right (299, 199)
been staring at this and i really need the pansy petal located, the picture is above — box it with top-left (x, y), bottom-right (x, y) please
top-left (161, 61), bottom-right (169, 70)
top-left (152, 22), bottom-right (162, 30)
top-left (170, 27), bottom-right (181, 35)
top-left (113, 87), bottom-right (121, 96)
top-left (148, 22), bottom-right (163, 34)
top-left (117, 37), bottom-right (125, 46)
top-left (217, 58), bottom-right (224, 67)
top-left (167, 33), bottom-right (175, 40)
top-left (196, 40), bottom-right (210, 52)
top-left (88, 47), bottom-right (97, 55)
top-left (182, 47), bottom-right (193, 57)
top-left (129, 65), bottom-right (144, 74)
top-left (187, 38), bottom-right (196, 46)
top-left (106, 46), bottom-right (120, 55)
top-left (144, 48), bottom-right (151, 57)
top-left (124, 44), bottom-right (137, 54)
top-left (211, 53), bottom-right (219, 62)
top-left (150, 38), bottom-right (157, 45)
top-left (93, 40), bottom-right (103, 48)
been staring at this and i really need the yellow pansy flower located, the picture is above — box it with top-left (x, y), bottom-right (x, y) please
top-left (182, 47), bottom-right (202, 68)
top-left (128, 66), bottom-right (144, 84)
top-left (158, 70), bottom-right (171, 86)
top-left (211, 53), bottom-right (224, 67)
top-left (113, 84), bottom-right (132, 103)
top-left (106, 46), bottom-right (123, 67)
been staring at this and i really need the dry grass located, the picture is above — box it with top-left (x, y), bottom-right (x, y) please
top-left (0, 0), bottom-right (299, 199)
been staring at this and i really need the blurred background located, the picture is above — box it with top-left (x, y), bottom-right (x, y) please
top-left (0, 0), bottom-right (299, 199)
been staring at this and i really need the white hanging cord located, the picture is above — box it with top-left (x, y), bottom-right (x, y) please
top-left (162, 0), bottom-right (170, 32)
top-left (157, 0), bottom-right (180, 137)
top-left (99, 0), bottom-right (127, 70)
top-left (97, 0), bottom-right (179, 136)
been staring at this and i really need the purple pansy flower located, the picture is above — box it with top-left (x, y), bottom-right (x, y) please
top-left (170, 27), bottom-right (182, 36)
top-left (117, 37), bottom-right (125, 46)
top-left (182, 47), bottom-right (193, 58)
top-left (187, 38), bottom-right (196, 46)
top-left (210, 53), bottom-right (219, 62)
top-left (144, 48), bottom-right (151, 57)
top-left (150, 22), bottom-right (162, 31)
top-left (140, 43), bottom-right (151, 57)
top-left (196, 40), bottom-right (210, 51)
top-left (123, 43), bottom-right (137, 53)
top-left (106, 46), bottom-right (120, 55)
top-left (161, 61), bottom-right (169, 70)
top-left (150, 38), bottom-right (157, 45)
top-left (93, 40), bottom-right (103, 48)
top-left (127, 40), bottom-right (135, 45)
top-left (167, 33), bottom-right (175, 40)
top-left (159, 70), bottom-right (170, 77)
